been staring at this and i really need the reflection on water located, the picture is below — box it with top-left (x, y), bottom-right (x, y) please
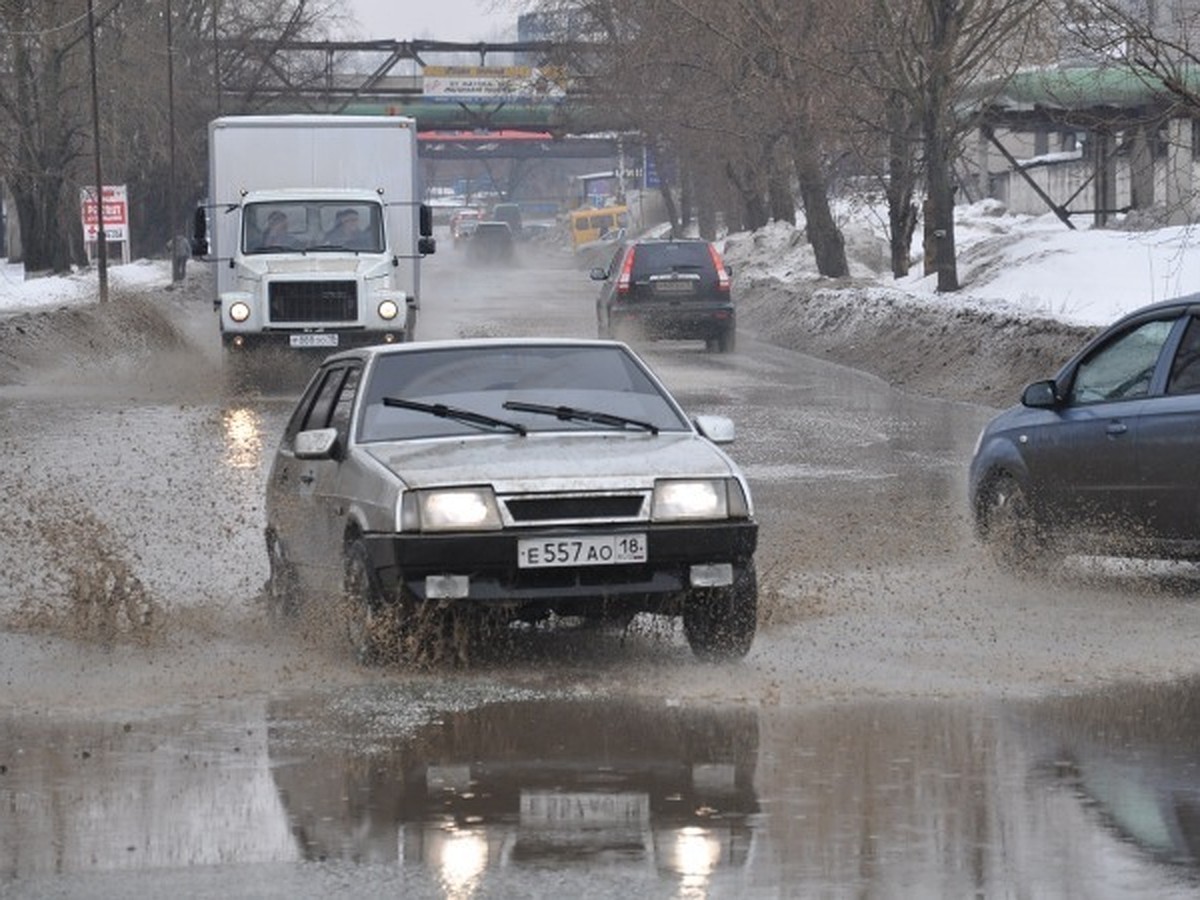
top-left (221, 406), bottom-right (265, 470)
top-left (266, 695), bottom-right (760, 897)
top-left (8, 683), bottom-right (1200, 896)
top-left (1015, 678), bottom-right (1200, 882)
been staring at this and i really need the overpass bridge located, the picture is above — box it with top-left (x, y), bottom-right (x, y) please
top-left (218, 38), bottom-right (617, 140)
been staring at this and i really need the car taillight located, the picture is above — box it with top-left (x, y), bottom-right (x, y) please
top-left (616, 247), bottom-right (636, 295)
top-left (709, 244), bottom-right (731, 293)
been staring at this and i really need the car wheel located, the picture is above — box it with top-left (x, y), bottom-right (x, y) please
top-left (683, 561), bottom-right (757, 661)
top-left (718, 328), bottom-right (736, 353)
top-left (343, 539), bottom-right (399, 666)
top-left (597, 306), bottom-right (612, 339)
top-left (979, 473), bottom-right (1042, 571)
top-left (264, 529), bottom-right (300, 620)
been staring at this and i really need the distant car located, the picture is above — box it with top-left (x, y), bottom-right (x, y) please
top-left (449, 207), bottom-right (481, 242)
top-left (490, 202), bottom-right (523, 238)
top-left (969, 294), bottom-right (1200, 569)
top-left (591, 238), bottom-right (737, 353)
top-left (466, 221), bottom-right (516, 265)
top-left (264, 339), bottom-right (759, 664)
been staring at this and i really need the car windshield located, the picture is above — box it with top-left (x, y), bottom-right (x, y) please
top-left (356, 344), bottom-right (691, 441)
top-left (242, 200), bottom-right (384, 254)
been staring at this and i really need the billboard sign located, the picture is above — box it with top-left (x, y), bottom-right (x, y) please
top-left (422, 65), bottom-right (566, 103)
top-left (80, 184), bottom-right (129, 242)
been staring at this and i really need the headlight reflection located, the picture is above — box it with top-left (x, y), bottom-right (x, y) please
top-left (222, 407), bottom-right (264, 470)
top-left (430, 826), bottom-right (489, 899)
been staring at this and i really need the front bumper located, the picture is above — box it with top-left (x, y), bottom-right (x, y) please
top-left (221, 328), bottom-right (405, 351)
top-left (363, 521), bottom-right (757, 617)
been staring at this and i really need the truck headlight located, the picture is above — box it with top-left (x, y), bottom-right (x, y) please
top-left (401, 487), bottom-right (502, 532)
top-left (377, 299), bottom-right (400, 321)
top-left (229, 301), bottom-right (251, 323)
top-left (652, 479), bottom-right (729, 521)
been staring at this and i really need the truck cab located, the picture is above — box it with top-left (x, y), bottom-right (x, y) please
top-left (194, 115), bottom-right (434, 356)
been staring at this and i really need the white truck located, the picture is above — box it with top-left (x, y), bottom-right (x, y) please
top-left (192, 114), bottom-right (435, 354)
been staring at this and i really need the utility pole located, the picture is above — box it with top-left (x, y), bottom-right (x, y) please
top-left (86, 0), bottom-right (109, 303)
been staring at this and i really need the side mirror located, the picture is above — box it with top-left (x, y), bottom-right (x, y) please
top-left (725, 264), bottom-right (734, 277)
top-left (418, 236), bottom-right (437, 256)
top-left (190, 206), bottom-right (209, 258)
top-left (589, 267), bottom-right (607, 281)
top-left (694, 414), bottom-right (735, 444)
top-left (1021, 380), bottom-right (1059, 409)
top-left (419, 203), bottom-right (434, 238)
top-left (294, 427), bottom-right (339, 460)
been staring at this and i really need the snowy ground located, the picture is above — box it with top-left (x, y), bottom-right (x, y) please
top-left (3, 200), bottom-right (1199, 406)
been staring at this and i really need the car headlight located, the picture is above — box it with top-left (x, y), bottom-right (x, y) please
top-left (229, 301), bottom-right (251, 323)
top-left (377, 299), bottom-right (399, 321)
top-left (652, 478), bottom-right (737, 521)
top-left (401, 487), bottom-right (502, 532)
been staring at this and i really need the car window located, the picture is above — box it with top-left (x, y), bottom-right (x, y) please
top-left (329, 365), bottom-right (361, 445)
top-left (301, 366), bottom-right (350, 432)
top-left (630, 242), bottom-right (713, 281)
top-left (357, 345), bottom-right (691, 441)
top-left (1069, 318), bottom-right (1176, 404)
top-left (1167, 315), bottom-right (1200, 395)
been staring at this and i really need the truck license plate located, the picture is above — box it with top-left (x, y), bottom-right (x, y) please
top-left (290, 333), bottom-right (338, 348)
top-left (518, 534), bottom-right (647, 568)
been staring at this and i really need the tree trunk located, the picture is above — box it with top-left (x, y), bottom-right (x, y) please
top-left (767, 149), bottom-right (796, 225)
top-left (885, 90), bottom-right (919, 278)
top-left (724, 162), bottom-right (769, 231)
top-left (922, 0), bottom-right (961, 292)
top-left (791, 133), bottom-right (848, 278)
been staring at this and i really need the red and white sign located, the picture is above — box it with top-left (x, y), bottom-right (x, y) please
top-left (80, 184), bottom-right (129, 242)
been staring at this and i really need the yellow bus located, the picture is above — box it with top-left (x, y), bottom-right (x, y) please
top-left (569, 205), bottom-right (630, 249)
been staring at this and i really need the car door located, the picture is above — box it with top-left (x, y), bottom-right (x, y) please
top-left (1027, 316), bottom-right (1177, 535)
top-left (1134, 311), bottom-right (1200, 541)
top-left (272, 362), bottom-right (362, 595)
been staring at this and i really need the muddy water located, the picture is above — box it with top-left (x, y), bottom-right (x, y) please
top-left (3, 238), bottom-right (1200, 896)
top-left (6, 683), bottom-right (1200, 897)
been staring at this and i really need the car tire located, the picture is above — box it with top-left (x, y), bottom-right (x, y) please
top-left (718, 328), bottom-right (736, 353)
top-left (264, 529), bottom-right (300, 620)
top-left (597, 307), bottom-right (612, 339)
top-left (343, 539), bottom-right (399, 666)
top-left (979, 473), bottom-right (1043, 572)
top-left (683, 561), bottom-right (757, 661)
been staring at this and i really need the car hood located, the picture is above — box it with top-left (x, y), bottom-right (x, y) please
top-left (363, 431), bottom-right (739, 492)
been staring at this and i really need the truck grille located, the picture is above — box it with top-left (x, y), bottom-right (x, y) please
top-left (503, 493), bottom-right (647, 524)
top-left (268, 280), bottom-right (358, 323)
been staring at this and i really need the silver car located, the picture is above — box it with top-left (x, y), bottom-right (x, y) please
top-left (264, 338), bottom-right (758, 663)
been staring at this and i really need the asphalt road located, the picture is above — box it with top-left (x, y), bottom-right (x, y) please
top-left (3, 238), bottom-right (1200, 897)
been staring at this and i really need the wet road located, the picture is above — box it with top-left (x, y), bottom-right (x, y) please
top-left (3, 239), bottom-right (1200, 897)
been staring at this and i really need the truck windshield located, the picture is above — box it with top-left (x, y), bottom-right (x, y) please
top-left (243, 201), bottom-right (384, 254)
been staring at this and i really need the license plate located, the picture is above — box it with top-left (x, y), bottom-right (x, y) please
top-left (652, 279), bottom-right (696, 295)
top-left (518, 533), bottom-right (647, 568)
top-left (520, 791), bottom-right (649, 825)
top-left (289, 333), bottom-right (338, 348)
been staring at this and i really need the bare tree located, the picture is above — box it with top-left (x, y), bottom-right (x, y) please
top-left (827, 0), bottom-right (1049, 290)
top-left (0, 0), bottom-right (338, 273)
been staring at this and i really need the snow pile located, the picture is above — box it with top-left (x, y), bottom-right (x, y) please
top-left (0, 258), bottom-right (170, 316)
top-left (724, 199), bottom-right (1200, 328)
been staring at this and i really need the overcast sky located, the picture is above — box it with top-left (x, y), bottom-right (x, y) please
top-left (343, 0), bottom-right (523, 42)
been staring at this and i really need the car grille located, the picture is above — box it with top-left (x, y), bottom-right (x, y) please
top-left (502, 493), bottom-right (647, 525)
top-left (268, 280), bottom-right (358, 323)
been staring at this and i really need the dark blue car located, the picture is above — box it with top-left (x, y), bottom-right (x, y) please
top-left (969, 294), bottom-right (1200, 568)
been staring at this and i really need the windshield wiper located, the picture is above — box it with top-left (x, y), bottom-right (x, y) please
top-left (503, 400), bottom-right (659, 434)
top-left (383, 397), bottom-right (527, 435)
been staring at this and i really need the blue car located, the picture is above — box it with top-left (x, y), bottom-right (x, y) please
top-left (969, 294), bottom-right (1200, 568)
